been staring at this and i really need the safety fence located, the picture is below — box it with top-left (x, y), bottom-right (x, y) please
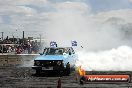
top-left (0, 54), bottom-right (39, 66)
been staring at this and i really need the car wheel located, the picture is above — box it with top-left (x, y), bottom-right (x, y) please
top-left (66, 68), bottom-right (70, 76)
top-left (66, 63), bottom-right (71, 76)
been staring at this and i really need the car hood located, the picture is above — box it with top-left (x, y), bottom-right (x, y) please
top-left (35, 55), bottom-right (67, 60)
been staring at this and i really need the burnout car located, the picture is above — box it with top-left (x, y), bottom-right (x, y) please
top-left (32, 47), bottom-right (78, 75)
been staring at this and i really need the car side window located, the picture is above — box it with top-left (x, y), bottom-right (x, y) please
top-left (43, 48), bottom-right (47, 54)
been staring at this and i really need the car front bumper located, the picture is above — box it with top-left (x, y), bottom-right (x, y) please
top-left (32, 66), bottom-right (65, 71)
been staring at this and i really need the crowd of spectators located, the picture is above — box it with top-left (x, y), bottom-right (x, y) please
top-left (0, 37), bottom-right (40, 54)
top-left (15, 41), bottom-right (40, 54)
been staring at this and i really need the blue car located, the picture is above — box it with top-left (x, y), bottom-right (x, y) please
top-left (32, 47), bottom-right (78, 75)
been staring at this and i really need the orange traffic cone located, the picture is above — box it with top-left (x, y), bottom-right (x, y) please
top-left (57, 77), bottom-right (61, 88)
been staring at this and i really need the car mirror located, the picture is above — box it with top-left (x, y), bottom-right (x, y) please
top-left (39, 53), bottom-right (43, 55)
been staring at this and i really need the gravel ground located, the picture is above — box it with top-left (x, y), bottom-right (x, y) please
top-left (0, 67), bottom-right (132, 88)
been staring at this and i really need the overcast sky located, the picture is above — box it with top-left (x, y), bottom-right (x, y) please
top-left (0, 0), bottom-right (132, 38)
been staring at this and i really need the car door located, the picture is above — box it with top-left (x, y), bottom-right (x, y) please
top-left (68, 48), bottom-right (77, 68)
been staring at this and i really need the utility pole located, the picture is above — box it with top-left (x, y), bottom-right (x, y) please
top-left (39, 34), bottom-right (41, 44)
top-left (23, 31), bottom-right (25, 44)
top-left (12, 33), bottom-right (14, 44)
top-left (23, 31), bottom-right (24, 39)
top-left (1, 32), bottom-right (3, 40)
top-left (1, 32), bottom-right (4, 54)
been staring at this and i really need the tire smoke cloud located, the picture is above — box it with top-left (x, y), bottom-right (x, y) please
top-left (76, 46), bottom-right (132, 71)
top-left (42, 1), bottom-right (132, 71)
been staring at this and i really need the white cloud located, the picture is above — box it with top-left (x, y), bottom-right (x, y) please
top-left (96, 9), bottom-right (132, 23)
top-left (0, 0), bottom-right (48, 6)
top-left (54, 1), bottom-right (90, 13)
top-left (0, 5), bottom-right (36, 16)
top-left (17, 0), bottom-right (48, 7)
top-left (129, 0), bottom-right (132, 2)
top-left (18, 6), bottom-right (37, 16)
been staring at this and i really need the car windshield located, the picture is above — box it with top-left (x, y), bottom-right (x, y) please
top-left (44, 48), bottom-right (67, 55)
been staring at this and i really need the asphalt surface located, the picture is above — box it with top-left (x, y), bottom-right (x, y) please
top-left (0, 67), bottom-right (132, 88)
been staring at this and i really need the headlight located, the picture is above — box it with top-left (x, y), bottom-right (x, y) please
top-left (57, 61), bottom-right (61, 65)
top-left (61, 61), bottom-right (64, 67)
top-left (35, 61), bottom-right (40, 66)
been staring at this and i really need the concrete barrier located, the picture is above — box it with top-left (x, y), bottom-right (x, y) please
top-left (0, 54), bottom-right (39, 66)
top-left (0, 55), bottom-right (8, 66)
top-left (7, 55), bottom-right (21, 66)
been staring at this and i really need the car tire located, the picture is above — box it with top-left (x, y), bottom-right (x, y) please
top-left (66, 68), bottom-right (70, 76)
top-left (65, 64), bottom-right (71, 76)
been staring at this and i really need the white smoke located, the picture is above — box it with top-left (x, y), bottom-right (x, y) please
top-left (20, 59), bottom-right (34, 67)
top-left (41, 1), bottom-right (132, 71)
top-left (76, 46), bottom-right (132, 71)
top-left (19, 55), bottom-right (35, 67)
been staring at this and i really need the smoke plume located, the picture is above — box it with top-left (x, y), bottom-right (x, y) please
top-left (41, 1), bottom-right (132, 71)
